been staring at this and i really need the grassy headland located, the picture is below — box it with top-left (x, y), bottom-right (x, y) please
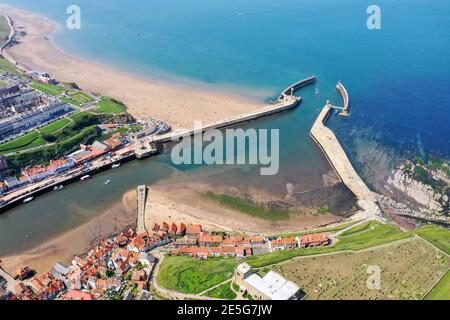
top-left (157, 222), bottom-right (450, 297)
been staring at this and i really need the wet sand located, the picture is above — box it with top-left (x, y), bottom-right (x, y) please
top-left (145, 182), bottom-right (342, 235)
top-left (0, 190), bottom-right (137, 275)
top-left (0, 4), bottom-right (262, 130)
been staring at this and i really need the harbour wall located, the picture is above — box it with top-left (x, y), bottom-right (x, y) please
top-left (149, 76), bottom-right (316, 144)
top-left (310, 102), bottom-right (374, 202)
top-left (278, 75), bottom-right (316, 100)
top-left (335, 81), bottom-right (349, 116)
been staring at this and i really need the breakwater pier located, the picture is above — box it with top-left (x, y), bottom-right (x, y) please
top-left (147, 76), bottom-right (316, 144)
top-left (278, 75), bottom-right (316, 101)
top-left (136, 185), bottom-right (147, 234)
top-left (310, 82), bottom-right (380, 219)
top-left (333, 81), bottom-right (350, 116)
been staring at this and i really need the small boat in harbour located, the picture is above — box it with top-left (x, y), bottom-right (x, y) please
top-left (80, 175), bottom-right (91, 181)
top-left (53, 185), bottom-right (64, 191)
top-left (111, 163), bottom-right (121, 169)
top-left (104, 179), bottom-right (111, 185)
top-left (23, 196), bottom-right (34, 203)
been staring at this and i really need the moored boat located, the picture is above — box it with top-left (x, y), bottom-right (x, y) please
top-left (23, 196), bottom-right (34, 203)
top-left (80, 175), bottom-right (91, 181)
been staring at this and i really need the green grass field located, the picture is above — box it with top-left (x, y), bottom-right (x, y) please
top-left (0, 15), bottom-right (11, 46)
top-left (61, 96), bottom-right (83, 107)
top-left (67, 91), bottom-right (94, 103)
top-left (414, 225), bottom-right (450, 255)
top-left (30, 82), bottom-right (63, 96)
top-left (69, 111), bottom-right (92, 122)
top-left (205, 192), bottom-right (291, 220)
top-left (424, 269), bottom-right (450, 300)
top-left (157, 256), bottom-right (237, 294)
top-left (203, 282), bottom-right (236, 299)
top-left (0, 131), bottom-right (47, 154)
top-left (39, 118), bottom-right (71, 134)
top-left (92, 98), bottom-right (126, 114)
top-left (0, 58), bottom-right (20, 75)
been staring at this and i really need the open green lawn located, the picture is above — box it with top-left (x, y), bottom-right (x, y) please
top-left (62, 96), bottom-right (83, 107)
top-left (203, 282), bottom-right (236, 299)
top-left (205, 192), bottom-right (291, 220)
top-left (67, 91), bottom-right (94, 103)
top-left (30, 82), bottom-right (63, 96)
top-left (414, 225), bottom-right (450, 255)
top-left (92, 98), bottom-right (126, 114)
top-left (39, 118), bottom-right (71, 134)
top-left (158, 256), bottom-right (237, 294)
top-left (0, 131), bottom-right (47, 154)
top-left (424, 269), bottom-right (450, 300)
top-left (0, 58), bottom-right (20, 75)
top-left (0, 15), bottom-right (11, 46)
top-left (70, 111), bottom-right (92, 122)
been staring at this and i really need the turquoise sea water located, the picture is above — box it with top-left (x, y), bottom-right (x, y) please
top-left (3, 0), bottom-right (448, 160)
top-left (0, 0), bottom-right (449, 255)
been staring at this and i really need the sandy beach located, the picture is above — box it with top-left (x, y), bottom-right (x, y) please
top-left (0, 189), bottom-right (137, 275)
top-left (0, 4), bottom-right (262, 129)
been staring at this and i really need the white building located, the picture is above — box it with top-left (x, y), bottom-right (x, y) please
top-left (234, 263), bottom-right (301, 300)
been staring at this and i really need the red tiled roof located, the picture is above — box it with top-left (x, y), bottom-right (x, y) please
top-left (63, 289), bottom-right (93, 300)
top-left (186, 224), bottom-right (202, 234)
top-left (199, 235), bottom-right (223, 244)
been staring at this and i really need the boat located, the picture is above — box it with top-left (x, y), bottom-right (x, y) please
top-left (53, 186), bottom-right (59, 191)
top-left (58, 185), bottom-right (64, 190)
top-left (80, 175), bottom-right (91, 181)
top-left (104, 180), bottom-right (111, 185)
top-left (111, 163), bottom-right (121, 169)
top-left (23, 197), bottom-right (34, 203)
top-left (315, 88), bottom-right (320, 94)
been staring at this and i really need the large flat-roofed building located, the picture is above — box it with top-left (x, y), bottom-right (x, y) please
top-left (234, 263), bottom-right (301, 300)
